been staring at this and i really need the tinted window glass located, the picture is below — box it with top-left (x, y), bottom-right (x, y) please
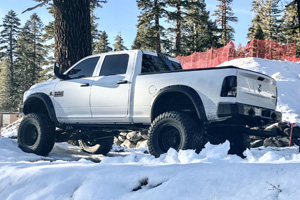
top-left (67, 57), bottom-right (99, 79)
top-left (142, 54), bottom-right (182, 73)
top-left (100, 54), bottom-right (129, 76)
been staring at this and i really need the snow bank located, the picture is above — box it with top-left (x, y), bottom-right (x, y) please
top-left (1, 137), bottom-right (300, 200)
top-left (219, 58), bottom-right (300, 124)
top-left (0, 119), bottom-right (20, 138)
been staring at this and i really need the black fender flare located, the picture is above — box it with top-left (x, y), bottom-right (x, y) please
top-left (151, 85), bottom-right (207, 122)
top-left (23, 93), bottom-right (58, 124)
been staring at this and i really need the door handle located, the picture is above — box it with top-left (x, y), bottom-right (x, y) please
top-left (117, 80), bottom-right (128, 84)
top-left (80, 83), bottom-right (90, 87)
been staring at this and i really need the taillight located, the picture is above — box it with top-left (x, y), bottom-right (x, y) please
top-left (220, 76), bottom-right (237, 97)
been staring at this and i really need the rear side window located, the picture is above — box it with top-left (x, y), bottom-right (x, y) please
top-left (67, 57), bottom-right (100, 79)
top-left (100, 54), bottom-right (129, 76)
top-left (142, 54), bottom-right (182, 73)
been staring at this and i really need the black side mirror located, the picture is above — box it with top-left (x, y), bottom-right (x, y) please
top-left (54, 63), bottom-right (66, 80)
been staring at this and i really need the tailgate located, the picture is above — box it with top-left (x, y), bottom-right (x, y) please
top-left (236, 69), bottom-right (277, 110)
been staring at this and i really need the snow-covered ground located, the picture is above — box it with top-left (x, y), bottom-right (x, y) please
top-left (1, 58), bottom-right (300, 200)
top-left (1, 138), bottom-right (300, 200)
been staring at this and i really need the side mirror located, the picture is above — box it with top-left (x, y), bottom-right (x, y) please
top-left (53, 63), bottom-right (66, 80)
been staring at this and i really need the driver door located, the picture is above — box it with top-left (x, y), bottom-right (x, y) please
top-left (53, 56), bottom-right (100, 123)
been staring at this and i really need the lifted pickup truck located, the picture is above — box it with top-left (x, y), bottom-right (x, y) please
top-left (18, 50), bottom-right (281, 157)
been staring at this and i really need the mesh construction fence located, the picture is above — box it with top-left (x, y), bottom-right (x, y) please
top-left (175, 39), bottom-right (300, 69)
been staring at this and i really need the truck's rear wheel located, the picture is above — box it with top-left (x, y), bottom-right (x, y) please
top-left (78, 137), bottom-right (113, 155)
top-left (148, 111), bottom-right (203, 157)
top-left (18, 113), bottom-right (55, 156)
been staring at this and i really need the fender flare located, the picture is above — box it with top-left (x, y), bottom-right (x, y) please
top-left (151, 85), bottom-right (207, 122)
top-left (23, 93), bottom-right (58, 124)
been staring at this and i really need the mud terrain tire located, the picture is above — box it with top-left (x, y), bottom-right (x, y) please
top-left (18, 113), bottom-right (55, 156)
top-left (148, 111), bottom-right (203, 157)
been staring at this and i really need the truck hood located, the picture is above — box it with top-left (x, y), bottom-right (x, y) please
top-left (30, 79), bottom-right (59, 90)
top-left (24, 79), bottom-right (60, 102)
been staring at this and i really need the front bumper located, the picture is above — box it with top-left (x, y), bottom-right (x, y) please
top-left (217, 103), bottom-right (282, 126)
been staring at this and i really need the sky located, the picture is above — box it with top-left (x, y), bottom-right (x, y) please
top-left (0, 0), bottom-right (254, 50)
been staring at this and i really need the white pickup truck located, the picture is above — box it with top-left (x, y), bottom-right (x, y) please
top-left (18, 50), bottom-right (281, 157)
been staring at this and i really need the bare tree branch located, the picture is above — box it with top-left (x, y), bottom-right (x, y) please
top-left (22, 0), bottom-right (50, 14)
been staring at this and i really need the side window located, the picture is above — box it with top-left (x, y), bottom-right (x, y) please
top-left (67, 57), bottom-right (100, 79)
top-left (100, 54), bottom-right (129, 76)
top-left (142, 54), bottom-right (182, 73)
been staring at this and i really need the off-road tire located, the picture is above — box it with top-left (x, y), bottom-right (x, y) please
top-left (78, 136), bottom-right (114, 155)
top-left (148, 111), bottom-right (203, 157)
top-left (18, 113), bottom-right (55, 156)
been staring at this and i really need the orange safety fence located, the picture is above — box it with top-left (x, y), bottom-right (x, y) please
top-left (176, 39), bottom-right (300, 69)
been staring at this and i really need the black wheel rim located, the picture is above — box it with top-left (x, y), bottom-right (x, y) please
top-left (24, 124), bottom-right (38, 146)
top-left (158, 126), bottom-right (181, 152)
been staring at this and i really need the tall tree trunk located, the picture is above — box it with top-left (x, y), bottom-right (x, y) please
top-left (297, 0), bottom-right (300, 31)
top-left (53, 0), bottom-right (92, 73)
top-left (175, 4), bottom-right (181, 56)
top-left (9, 28), bottom-right (13, 80)
top-left (33, 25), bottom-right (37, 82)
top-left (222, 0), bottom-right (227, 45)
top-left (154, 0), bottom-right (161, 53)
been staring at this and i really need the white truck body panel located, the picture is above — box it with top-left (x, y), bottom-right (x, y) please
top-left (90, 51), bottom-right (136, 123)
top-left (133, 68), bottom-right (237, 124)
top-left (236, 70), bottom-right (276, 110)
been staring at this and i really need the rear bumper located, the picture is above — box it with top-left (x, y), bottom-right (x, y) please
top-left (217, 103), bottom-right (282, 126)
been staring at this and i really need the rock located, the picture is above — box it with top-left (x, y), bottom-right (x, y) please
top-left (114, 136), bottom-right (122, 146)
top-left (263, 137), bottom-right (290, 147)
top-left (138, 130), bottom-right (149, 140)
top-left (121, 139), bottom-right (136, 149)
top-left (251, 139), bottom-right (264, 148)
top-left (283, 126), bottom-right (300, 139)
top-left (136, 140), bottom-right (148, 149)
top-left (118, 135), bottom-right (127, 142)
top-left (282, 128), bottom-right (290, 137)
top-left (126, 131), bottom-right (141, 142)
top-left (264, 123), bottom-right (279, 136)
top-left (119, 132), bottom-right (128, 136)
top-left (277, 122), bottom-right (288, 133)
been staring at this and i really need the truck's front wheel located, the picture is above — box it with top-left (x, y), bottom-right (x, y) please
top-left (18, 113), bottom-right (55, 156)
top-left (78, 136), bottom-right (113, 155)
top-left (148, 111), bottom-right (203, 157)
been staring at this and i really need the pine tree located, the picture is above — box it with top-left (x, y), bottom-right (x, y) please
top-left (248, 0), bottom-right (265, 40)
top-left (113, 33), bottom-right (127, 51)
top-left (16, 13), bottom-right (46, 94)
top-left (29, 0), bottom-right (105, 72)
top-left (282, 2), bottom-right (300, 56)
top-left (0, 10), bottom-right (21, 111)
top-left (41, 6), bottom-right (55, 66)
top-left (90, 1), bottom-right (104, 54)
top-left (166, 0), bottom-right (189, 56)
top-left (16, 24), bottom-right (34, 93)
top-left (183, 0), bottom-right (220, 55)
top-left (26, 13), bottom-right (45, 82)
top-left (259, 0), bottom-right (282, 42)
top-left (0, 59), bottom-right (12, 111)
top-left (132, 0), bottom-right (166, 53)
top-left (94, 31), bottom-right (112, 53)
top-left (213, 0), bottom-right (238, 46)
